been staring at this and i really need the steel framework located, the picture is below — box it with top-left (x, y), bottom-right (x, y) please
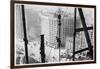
top-left (72, 8), bottom-right (93, 60)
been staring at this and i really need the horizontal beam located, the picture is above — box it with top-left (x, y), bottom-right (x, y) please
top-left (75, 46), bottom-right (93, 54)
top-left (75, 27), bottom-right (93, 32)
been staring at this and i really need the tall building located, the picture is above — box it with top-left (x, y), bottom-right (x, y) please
top-left (39, 9), bottom-right (82, 50)
top-left (61, 17), bottom-right (74, 48)
top-left (48, 18), bottom-right (58, 48)
top-left (61, 16), bottom-right (82, 50)
top-left (40, 11), bottom-right (58, 48)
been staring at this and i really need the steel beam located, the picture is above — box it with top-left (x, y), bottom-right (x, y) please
top-left (21, 5), bottom-right (29, 64)
top-left (75, 46), bottom-right (93, 54)
top-left (40, 35), bottom-right (45, 63)
top-left (76, 27), bottom-right (93, 32)
top-left (78, 8), bottom-right (93, 59)
top-left (73, 8), bottom-right (77, 61)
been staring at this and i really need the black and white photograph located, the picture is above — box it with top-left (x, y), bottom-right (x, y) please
top-left (11, 1), bottom-right (96, 68)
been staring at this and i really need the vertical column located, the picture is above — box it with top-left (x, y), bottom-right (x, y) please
top-left (73, 8), bottom-right (77, 61)
top-left (40, 35), bottom-right (45, 63)
top-left (21, 5), bottom-right (29, 64)
top-left (58, 14), bottom-right (61, 62)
